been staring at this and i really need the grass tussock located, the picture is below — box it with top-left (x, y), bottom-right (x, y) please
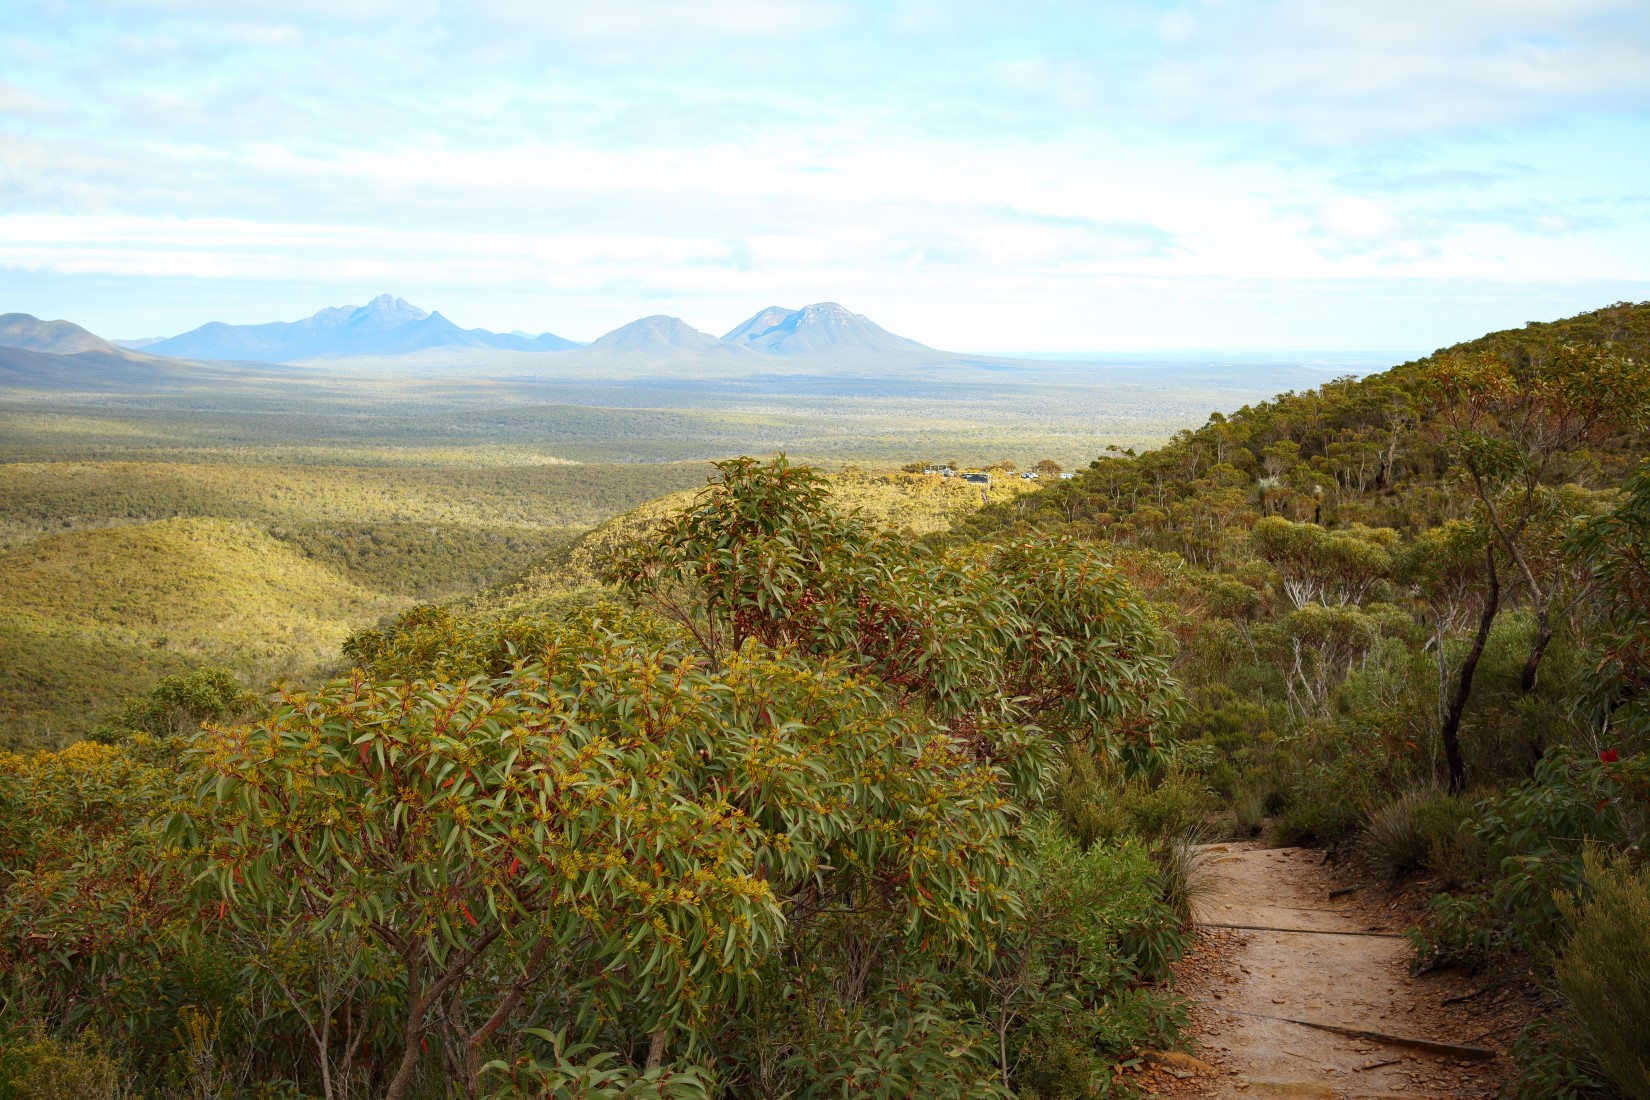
top-left (1357, 788), bottom-right (1476, 884)
top-left (1155, 830), bottom-right (1221, 925)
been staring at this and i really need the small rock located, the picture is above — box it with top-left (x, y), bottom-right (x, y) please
top-left (1143, 1050), bottom-right (1216, 1077)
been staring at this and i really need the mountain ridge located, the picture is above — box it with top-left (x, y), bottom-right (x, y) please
top-left (128, 297), bottom-right (940, 365)
top-left (144, 295), bottom-right (579, 362)
top-left (18, 297), bottom-right (965, 374)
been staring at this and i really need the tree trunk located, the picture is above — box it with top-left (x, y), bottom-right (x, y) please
top-left (646, 1028), bottom-right (669, 1070)
top-left (384, 953), bottom-right (425, 1100)
top-left (1440, 547), bottom-right (1500, 794)
top-left (998, 1010), bottom-right (1011, 1088)
top-left (1520, 613), bottom-right (1554, 696)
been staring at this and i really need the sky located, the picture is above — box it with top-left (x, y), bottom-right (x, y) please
top-left (3, 0), bottom-right (1649, 352)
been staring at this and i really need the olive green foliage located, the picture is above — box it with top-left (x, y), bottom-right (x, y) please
top-left (1473, 750), bottom-right (1650, 946)
top-left (1502, 1016), bottom-right (1613, 1100)
top-left (1556, 850), bottom-right (1650, 1100)
top-left (1356, 789), bottom-right (1474, 884)
top-left (484, 1031), bottom-right (710, 1100)
top-left (169, 643), bottom-right (801, 1099)
top-left (952, 302), bottom-right (1650, 1094)
top-left (1250, 516), bottom-right (1396, 608)
top-left (1572, 459), bottom-right (1650, 744)
top-left (983, 823), bottom-right (1189, 1099)
top-left (0, 444), bottom-right (1035, 745)
top-left (0, 517), bottom-right (397, 746)
top-left (607, 456), bottom-right (1181, 764)
top-left (2, 456), bottom-right (1189, 1100)
top-left (1052, 751), bottom-right (1209, 849)
top-left (4, 1029), bottom-right (133, 1100)
top-left (463, 469), bottom-right (1036, 619)
top-left (86, 666), bottom-right (257, 744)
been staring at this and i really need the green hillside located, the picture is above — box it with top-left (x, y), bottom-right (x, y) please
top-left (0, 456), bottom-right (723, 594)
top-left (0, 518), bottom-right (396, 742)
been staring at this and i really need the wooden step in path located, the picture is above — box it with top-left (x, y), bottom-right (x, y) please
top-left (1146, 844), bottom-right (1508, 1100)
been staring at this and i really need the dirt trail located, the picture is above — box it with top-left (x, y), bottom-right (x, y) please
top-left (1152, 843), bottom-right (1509, 1100)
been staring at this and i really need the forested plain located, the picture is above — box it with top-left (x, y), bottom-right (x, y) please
top-left (2, 303), bottom-right (1650, 1099)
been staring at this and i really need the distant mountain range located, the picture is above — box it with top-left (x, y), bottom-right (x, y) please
top-left (0, 298), bottom-right (958, 391)
top-left (131, 295), bottom-right (581, 363)
top-left (88, 296), bottom-right (931, 365)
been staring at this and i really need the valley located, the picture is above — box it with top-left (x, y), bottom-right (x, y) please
top-left (0, 299), bottom-right (1385, 742)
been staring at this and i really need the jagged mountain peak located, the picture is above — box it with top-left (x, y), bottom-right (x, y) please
top-left (351, 295), bottom-right (429, 324)
top-left (142, 296), bottom-right (574, 362)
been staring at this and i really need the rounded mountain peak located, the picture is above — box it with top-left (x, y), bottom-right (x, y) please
top-left (589, 315), bottom-right (724, 354)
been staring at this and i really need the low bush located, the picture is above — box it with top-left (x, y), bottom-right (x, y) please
top-left (5, 1030), bottom-right (133, 1100)
top-left (1230, 787), bottom-right (1267, 837)
top-left (1359, 790), bottom-right (1436, 881)
top-left (1405, 892), bottom-right (1504, 974)
top-left (1053, 752), bottom-right (1210, 849)
top-left (484, 1032), bottom-right (710, 1100)
top-left (1554, 850), bottom-right (1650, 1100)
top-left (1477, 749), bottom-right (1650, 947)
top-left (1504, 1017), bottom-right (1612, 1100)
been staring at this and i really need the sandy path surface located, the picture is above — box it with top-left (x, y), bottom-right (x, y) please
top-left (1148, 843), bottom-right (1510, 1100)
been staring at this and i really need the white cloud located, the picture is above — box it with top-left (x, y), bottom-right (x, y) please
top-left (1137, 0), bottom-right (1650, 140)
top-left (2, 0), bottom-right (1647, 348)
top-left (1317, 197), bottom-right (1403, 243)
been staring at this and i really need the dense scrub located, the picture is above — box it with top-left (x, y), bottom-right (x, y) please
top-left (954, 300), bottom-right (1650, 1095)
top-left (0, 458), bottom-right (1197, 1099)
